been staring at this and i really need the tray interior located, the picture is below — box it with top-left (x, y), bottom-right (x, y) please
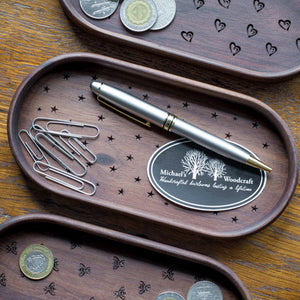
top-left (0, 215), bottom-right (247, 299)
top-left (8, 54), bottom-right (297, 238)
top-left (60, 0), bottom-right (300, 79)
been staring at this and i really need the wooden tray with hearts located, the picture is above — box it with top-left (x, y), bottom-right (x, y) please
top-left (59, 0), bottom-right (300, 80)
top-left (0, 214), bottom-right (251, 299)
top-left (7, 53), bottom-right (298, 239)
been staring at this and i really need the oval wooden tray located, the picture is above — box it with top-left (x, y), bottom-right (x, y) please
top-left (59, 0), bottom-right (300, 80)
top-left (0, 213), bottom-right (251, 299)
top-left (7, 53), bottom-right (298, 238)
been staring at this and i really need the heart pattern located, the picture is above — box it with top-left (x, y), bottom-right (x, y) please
top-left (215, 19), bottom-right (226, 32)
top-left (181, 31), bottom-right (193, 42)
top-left (247, 24), bottom-right (258, 38)
top-left (193, 0), bottom-right (205, 9)
top-left (253, 0), bottom-right (265, 12)
top-left (278, 20), bottom-right (291, 31)
top-left (230, 42), bottom-right (241, 56)
top-left (266, 42), bottom-right (277, 56)
top-left (218, 0), bottom-right (231, 9)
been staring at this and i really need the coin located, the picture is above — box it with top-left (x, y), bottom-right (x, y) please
top-left (187, 281), bottom-right (223, 300)
top-left (150, 0), bottom-right (176, 31)
top-left (80, 0), bottom-right (119, 20)
top-left (120, 0), bottom-right (158, 32)
top-left (155, 291), bottom-right (185, 300)
top-left (19, 244), bottom-right (54, 280)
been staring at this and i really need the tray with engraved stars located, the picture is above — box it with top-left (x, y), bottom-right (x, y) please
top-left (0, 214), bottom-right (251, 299)
top-left (7, 53), bottom-right (298, 238)
top-left (59, 0), bottom-right (300, 80)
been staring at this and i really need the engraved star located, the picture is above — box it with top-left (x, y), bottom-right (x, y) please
top-left (110, 165), bottom-right (117, 172)
top-left (183, 101), bottom-right (189, 108)
top-left (118, 188), bottom-right (124, 195)
top-left (108, 135), bottom-right (115, 141)
top-left (51, 106), bottom-right (58, 112)
top-left (98, 115), bottom-right (105, 121)
top-left (225, 132), bottom-right (232, 139)
top-left (86, 162), bottom-right (92, 168)
top-left (252, 122), bottom-right (259, 128)
top-left (44, 86), bottom-right (50, 93)
top-left (155, 144), bottom-right (160, 148)
top-left (78, 95), bottom-right (85, 101)
top-left (92, 75), bottom-right (98, 81)
top-left (263, 142), bottom-right (270, 148)
top-left (143, 94), bottom-right (149, 101)
top-left (37, 107), bottom-right (42, 111)
top-left (126, 154), bottom-right (133, 161)
top-left (211, 112), bottom-right (218, 118)
top-left (147, 191), bottom-right (154, 197)
top-left (233, 116), bottom-right (237, 120)
top-left (252, 205), bottom-right (258, 212)
top-left (82, 140), bottom-right (88, 146)
top-left (134, 176), bottom-right (141, 183)
top-left (135, 134), bottom-right (142, 140)
top-left (213, 211), bottom-right (219, 215)
top-left (167, 104), bottom-right (171, 109)
top-left (63, 73), bottom-right (70, 80)
top-left (232, 216), bottom-right (238, 223)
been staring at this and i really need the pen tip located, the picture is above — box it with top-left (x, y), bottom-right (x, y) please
top-left (247, 156), bottom-right (272, 172)
top-left (90, 81), bottom-right (102, 94)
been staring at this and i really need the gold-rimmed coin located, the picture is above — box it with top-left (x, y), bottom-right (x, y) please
top-left (19, 244), bottom-right (54, 280)
top-left (120, 0), bottom-right (158, 32)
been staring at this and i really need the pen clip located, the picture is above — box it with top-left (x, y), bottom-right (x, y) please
top-left (97, 95), bottom-right (151, 128)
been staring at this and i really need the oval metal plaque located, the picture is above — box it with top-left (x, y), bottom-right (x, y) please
top-left (147, 138), bottom-right (267, 211)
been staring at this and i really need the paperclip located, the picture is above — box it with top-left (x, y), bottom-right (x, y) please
top-left (18, 129), bottom-right (49, 170)
top-left (35, 132), bottom-right (87, 177)
top-left (33, 161), bottom-right (96, 196)
top-left (68, 137), bottom-right (97, 164)
top-left (32, 117), bottom-right (100, 139)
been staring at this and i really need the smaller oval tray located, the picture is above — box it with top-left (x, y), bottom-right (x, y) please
top-left (59, 0), bottom-right (300, 80)
top-left (0, 213), bottom-right (251, 299)
top-left (7, 53), bottom-right (298, 238)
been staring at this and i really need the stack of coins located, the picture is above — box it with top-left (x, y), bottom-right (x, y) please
top-left (155, 280), bottom-right (223, 300)
top-left (79, 0), bottom-right (177, 32)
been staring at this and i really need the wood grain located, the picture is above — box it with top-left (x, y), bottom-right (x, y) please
top-left (0, 0), bottom-right (299, 299)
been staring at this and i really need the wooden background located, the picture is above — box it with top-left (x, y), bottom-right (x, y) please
top-left (0, 1), bottom-right (299, 299)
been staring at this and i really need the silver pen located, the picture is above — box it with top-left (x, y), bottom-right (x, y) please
top-left (90, 81), bottom-right (272, 172)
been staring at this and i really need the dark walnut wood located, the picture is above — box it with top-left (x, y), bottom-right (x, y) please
top-left (0, 214), bottom-right (251, 299)
top-left (59, 0), bottom-right (300, 80)
top-left (7, 53), bottom-right (298, 239)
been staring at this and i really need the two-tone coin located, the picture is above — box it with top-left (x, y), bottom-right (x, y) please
top-left (187, 281), bottom-right (223, 300)
top-left (150, 0), bottom-right (176, 30)
top-left (80, 0), bottom-right (119, 20)
top-left (120, 0), bottom-right (158, 32)
top-left (155, 291), bottom-right (185, 300)
top-left (19, 244), bottom-right (54, 280)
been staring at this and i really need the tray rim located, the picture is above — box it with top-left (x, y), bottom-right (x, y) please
top-left (7, 52), bottom-right (299, 239)
top-left (59, 0), bottom-right (300, 81)
top-left (0, 213), bottom-right (251, 299)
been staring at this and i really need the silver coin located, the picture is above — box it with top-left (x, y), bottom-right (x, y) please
top-left (80, 0), bottom-right (119, 20)
top-left (150, 0), bottom-right (176, 31)
top-left (187, 281), bottom-right (223, 300)
top-left (120, 0), bottom-right (158, 32)
top-left (155, 291), bottom-right (185, 300)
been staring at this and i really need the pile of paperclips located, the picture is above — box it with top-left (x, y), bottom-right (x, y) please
top-left (18, 117), bottom-right (100, 196)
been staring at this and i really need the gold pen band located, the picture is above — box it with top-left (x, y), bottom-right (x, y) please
top-left (162, 113), bottom-right (177, 132)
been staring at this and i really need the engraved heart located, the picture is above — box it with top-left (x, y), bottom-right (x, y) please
top-left (193, 0), bottom-right (205, 9)
top-left (266, 42), bottom-right (277, 56)
top-left (296, 38), bottom-right (300, 52)
top-left (278, 19), bottom-right (291, 31)
top-left (247, 24), bottom-right (258, 38)
top-left (253, 0), bottom-right (264, 12)
top-left (215, 19), bottom-right (226, 32)
top-left (181, 31), bottom-right (193, 42)
top-left (218, 0), bottom-right (231, 9)
top-left (229, 42), bottom-right (241, 56)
